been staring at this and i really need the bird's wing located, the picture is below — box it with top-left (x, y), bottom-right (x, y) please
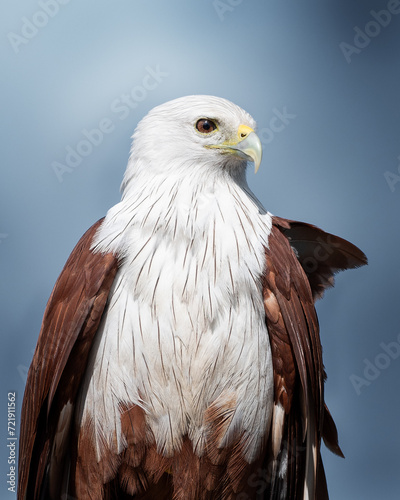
top-left (263, 217), bottom-right (366, 499)
top-left (272, 216), bottom-right (368, 301)
top-left (18, 219), bottom-right (119, 500)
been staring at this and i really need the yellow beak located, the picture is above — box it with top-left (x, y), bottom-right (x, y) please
top-left (207, 124), bottom-right (263, 173)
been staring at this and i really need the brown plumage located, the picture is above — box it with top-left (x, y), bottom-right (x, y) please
top-left (18, 220), bottom-right (119, 499)
top-left (262, 217), bottom-right (365, 499)
top-left (18, 214), bottom-right (366, 500)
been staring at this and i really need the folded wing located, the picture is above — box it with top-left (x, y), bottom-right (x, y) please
top-left (18, 219), bottom-right (119, 500)
top-left (263, 217), bottom-right (366, 499)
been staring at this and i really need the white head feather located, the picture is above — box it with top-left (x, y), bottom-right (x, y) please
top-left (121, 95), bottom-right (257, 196)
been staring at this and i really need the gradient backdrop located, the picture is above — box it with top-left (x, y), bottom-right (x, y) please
top-left (1, 1), bottom-right (400, 498)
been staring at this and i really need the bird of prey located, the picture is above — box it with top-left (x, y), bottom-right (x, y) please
top-left (18, 95), bottom-right (367, 500)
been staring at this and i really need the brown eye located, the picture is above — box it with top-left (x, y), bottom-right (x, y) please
top-left (196, 118), bottom-right (217, 134)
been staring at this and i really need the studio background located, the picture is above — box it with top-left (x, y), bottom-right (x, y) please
top-left (1, 1), bottom-right (399, 498)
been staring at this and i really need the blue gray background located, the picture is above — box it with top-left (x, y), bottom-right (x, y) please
top-left (1, 1), bottom-right (400, 498)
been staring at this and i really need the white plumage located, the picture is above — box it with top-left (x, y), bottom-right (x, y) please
top-left (19, 94), bottom-right (366, 500)
top-left (79, 96), bottom-right (274, 463)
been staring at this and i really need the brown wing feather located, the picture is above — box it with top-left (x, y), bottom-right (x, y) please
top-left (264, 217), bottom-right (366, 499)
top-left (272, 216), bottom-right (367, 301)
top-left (264, 223), bottom-right (323, 499)
top-left (18, 219), bottom-right (119, 500)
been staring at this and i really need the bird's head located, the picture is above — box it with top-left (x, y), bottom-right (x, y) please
top-left (122, 95), bottom-right (262, 192)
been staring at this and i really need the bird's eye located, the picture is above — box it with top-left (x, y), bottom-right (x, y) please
top-left (196, 119), bottom-right (217, 134)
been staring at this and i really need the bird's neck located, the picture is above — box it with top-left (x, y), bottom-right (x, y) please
top-left (92, 165), bottom-right (267, 259)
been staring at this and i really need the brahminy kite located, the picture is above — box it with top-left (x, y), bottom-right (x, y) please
top-left (18, 95), bottom-right (367, 499)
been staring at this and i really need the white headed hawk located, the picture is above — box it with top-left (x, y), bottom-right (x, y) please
top-left (18, 96), bottom-right (367, 500)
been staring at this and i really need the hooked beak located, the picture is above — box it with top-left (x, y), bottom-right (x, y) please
top-left (207, 124), bottom-right (263, 173)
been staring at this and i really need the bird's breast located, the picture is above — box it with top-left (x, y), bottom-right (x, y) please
top-left (78, 189), bottom-right (274, 463)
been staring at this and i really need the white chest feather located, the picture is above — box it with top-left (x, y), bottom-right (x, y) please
top-left (78, 176), bottom-right (274, 462)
